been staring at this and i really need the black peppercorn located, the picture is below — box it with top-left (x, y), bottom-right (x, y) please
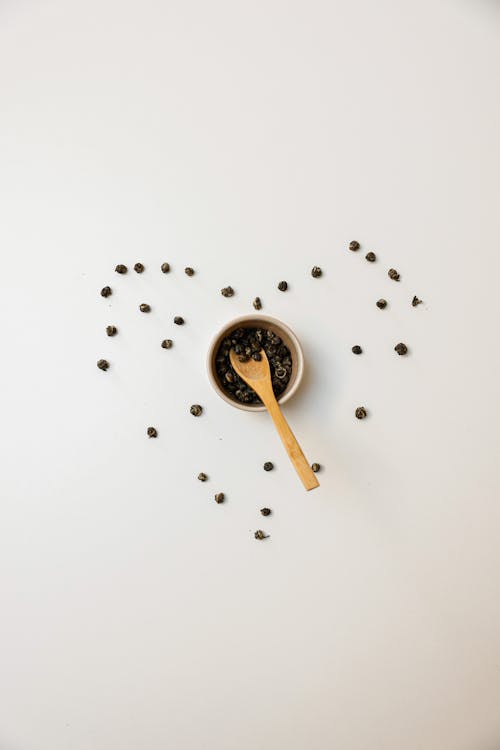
top-left (97, 359), bottom-right (109, 371)
top-left (198, 472), bottom-right (208, 482)
top-left (376, 299), bottom-right (387, 309)
top-left (349, 240), bottom-right (360, 251)
top-left (254, 530), bottom-right (267, 540)
top-left (311, 266), bottom-right (322, 278)
top-left (190, 404), bottom-right (203, 416)
top-left (260, 508), bottom-right (271, 516)
top-left (352, 345), bottom-right (362, 354)
top-left (115, 264), bottom-right (127, 274)
top-left (365, 252), bottom-right (376, 262)
top-left (355, 406), bottom-right (367, 419)
top-left (161, 262), bottom-right (170, 273)
top-left (412, 295), bottom-right (422, 307)
top-left (394, 342), bottom-right (408, 355)
top-left (174, 316), bottom-right (184, 325)
top-left (311, 463), bottom-right (321, 472)
top-left (221, 286), bottom-right (234, 297)
top-left (139, 303), bottom-right (151, 313)
top-left (214, 492), bottom-right (225, 503)
top-left (253, 297), bottom-right (262, 310)
top-left (388, 268), bottom-right (400, 281)
top-left (134, 263), bottom-right (145, 273)
top-left (147, 426), bottom-right (157, 438)
top-left (106, 325), bottom-right (117, 337)
top-left (100, 286), bottom-right (112, 298)
top-left (184, 267), bottom-right (194, 276)
top-left (277, 281), bottom-right (288, 291)
top-left (161, 339), bottom-right (173, 349)
top-left (263, 462), bottom-right (274, 471)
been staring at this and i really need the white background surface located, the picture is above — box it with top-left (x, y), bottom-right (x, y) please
top-left (1, 1), bottom-right (500, 748)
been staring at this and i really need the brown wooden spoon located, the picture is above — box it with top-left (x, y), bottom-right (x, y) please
top-left (229, 348), bottom-right (319, 491)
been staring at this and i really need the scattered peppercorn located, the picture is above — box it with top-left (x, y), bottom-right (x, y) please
top-left (311, 463), bottom-right (321, 472)
top-left (174, 316), bottom-right (184, 325)
top-left (215, 326), bottom-right (292, 405)
top-left (161, 262), bottom-right (170, 273)
top-left (388, 268), bottom-right (400, 281)
top-left (147, 427), bottom-right (157, 437)
top-left (134, 263), bottom-right (145, 273)
top-left (214, 492), bottom-right (225, 503)
top-left (349, 240), bottom-right (360, 251)
top-left (253, 297), bottom-right (262, 310)
top-left (277, 281), bottom-right (288, 291)
top-left (260, 508), bottom-right (271, 516)
top-left (97, 359), bottom-right (109, 371)
top-left (311, 266), bottom-right (322, 278)
top-left (376, 299), bottom-right (387, 309)
top-left (139, 303), bottom-right (151, 313)
top-left (190, 404), bottom-right (203, 416)
top-left (365, 252), bottom-right (376, 262)
top-left (161, 339), bottom-right (173, 349)
top-left (355, 406), bottom-right (367, 419)
top-left (185, 267), bottom-right (194, 276)
top-left (254, 530), bottom-right (267, 540)
top-left (115, 264), bottom-right (127, 274)
top-left (100, 286), bottom-right (112, 298)
top-left (221, 286), bottom-right (234, 297)
top-left (198, 472), bottom-right (208, 482)
top-left (106, 325), bottom-right (117, 336)
top-left (412, 295), bottom-right (422, 307)
top-left (394, 342), bottom-right (408, 355)
top-left (263, 462), bottom-right (274, 471)
top-left (352, 345), bottom-right (362, 354)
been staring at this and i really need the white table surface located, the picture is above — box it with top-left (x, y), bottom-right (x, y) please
top-left (1, 1), bottom-right (500, 748)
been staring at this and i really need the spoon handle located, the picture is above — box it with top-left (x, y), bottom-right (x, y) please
top-left (263, 394), bottom-right (319, 491)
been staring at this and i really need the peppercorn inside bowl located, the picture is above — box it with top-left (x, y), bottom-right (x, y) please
top-left (207, 315), bottom-right (304, 412)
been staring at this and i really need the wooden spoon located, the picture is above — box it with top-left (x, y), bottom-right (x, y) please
top-left (229, 348), bottom-right (319, 491)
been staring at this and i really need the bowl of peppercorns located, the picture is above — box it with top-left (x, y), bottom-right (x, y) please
top-left (207, 314), bottom-right (304, 411)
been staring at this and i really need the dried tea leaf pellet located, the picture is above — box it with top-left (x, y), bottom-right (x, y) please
top-left (97, 359), bottom-right (109, 371)
top-left (365, 252), bottom-right (376, 262)
top-left (106, 325), bottom-right (117, 336)
top-left (161, 339), bottom-right (173, 349)
top-left (311, 463), bottom-right (321, 473)
top-left (394, 342), bottom-right (408, 355)
top-left (139, 303), bottom-right (151, 313)
top-left (376, 299), bottom-right (387, 309)
top-left (311, 266), bottom-right (322, 278)
top-left (263, 462), bottom-right (274, 471)
top-left (355, 406), bottom-right (367, 419)
top-left (100, 286), bottom-right (112, 298)
top-left (190, 404), bottom-right (203, 417)
top-left (352, 345), bottom-right (362, 355)
top-left (388, 268), bottom-right (400, 281)
top-left (349, 240), bottom-right (360, 251)
top-left (221, 286), bottom-right (234, 297)
top-left (254, 530), bottom-right (267, 540)
top-left (277, 280), bottom-right (288, 291)
top-left (174, 316), bottom-right (184, 325)
top-left (253, 297), bottom-right (262, 310)
top-left (134, 263), bottom-right (145, 273)
top-left (412, 295), bottom-right (422, 307)
top-left (184, 267), bottom-right (195, 276)
top-left (214, 492), bottom-right (225, 504)
top-left (161, 262), bottom-right (170, 273)
top-left (115, 264), bottom-right (127, 274)
top-left (260, 508), bottom-right (271, 516)
top-left (147, 426), bottom-right (157, 438)
top-left (198, 472), bottom-right (208, 482)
